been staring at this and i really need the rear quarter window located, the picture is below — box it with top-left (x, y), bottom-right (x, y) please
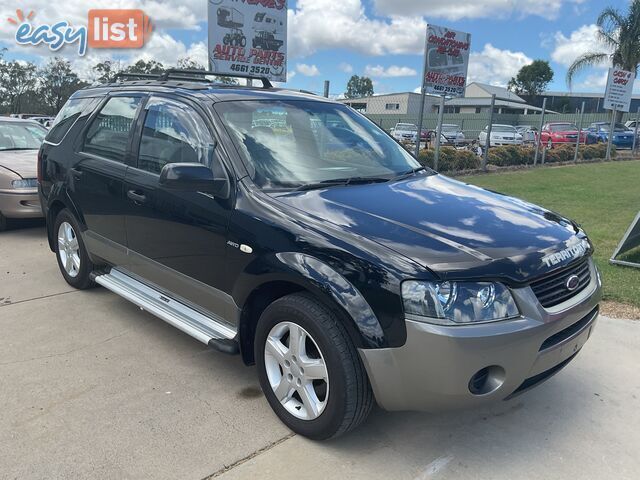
top-left (45, 97), bottom-right (99, 145)
top-left (83, 96), bottom-right (142, 162)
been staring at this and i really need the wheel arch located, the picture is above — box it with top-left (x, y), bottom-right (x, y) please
top-left (235, 252), bottom-right (385, 365)
top-left (45, 192), bottom-right (85, 252)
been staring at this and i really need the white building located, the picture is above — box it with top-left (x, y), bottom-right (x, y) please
top-left (340, 82), bottom-right (547, 116)
top-left (341, 92), bottom-right (440, 116)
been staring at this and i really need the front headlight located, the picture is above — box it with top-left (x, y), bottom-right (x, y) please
top-left (11, 178), bottom-right (38, 189)
top-left (402, 281), bottom-right (520, 325)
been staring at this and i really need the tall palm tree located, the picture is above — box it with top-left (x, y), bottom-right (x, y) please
top-left (567, 1), bottom-right (640, 90)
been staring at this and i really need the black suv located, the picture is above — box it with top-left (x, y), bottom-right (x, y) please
top-left (39, 70), bottom-right (601, 439)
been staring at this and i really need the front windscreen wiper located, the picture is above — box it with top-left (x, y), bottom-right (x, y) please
top-left (294, 176), bottom-right (389, 192)
top-left (390, 166), bottom-right (427, 181)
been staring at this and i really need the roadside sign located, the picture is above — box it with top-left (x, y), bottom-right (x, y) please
top-left (415, 24), bottom-right (471, 161)
top-left (610, 211), bottom-right (640, 269)
top-left (603, 67), bottom-right (635, 112)
top-left (422, 25), bottom-right (471, 97)
top-left (207, 0), bottom-right (287, 82)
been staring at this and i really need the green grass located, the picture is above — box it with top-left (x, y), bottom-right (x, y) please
top-left (460, 160), bottom-right (640, 307)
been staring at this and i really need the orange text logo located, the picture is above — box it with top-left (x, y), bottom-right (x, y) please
top-left (88, 9), bottom-right (152, 49)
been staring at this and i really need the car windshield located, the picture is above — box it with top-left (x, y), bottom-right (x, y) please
top-left (216, 100), bottom-right (423, 189)
top-left (549, 124), bottom-right (578, 132)
top-left (491, 125), bottom-right (516, 133)
top-left (0, 122), bottom-right (47, 150)
top-left (397, 124), bottom-right (418, 132)
top-left (595, 123), bottom-right (628, 132)
top-left (442, 125), bottom-right (459, 132)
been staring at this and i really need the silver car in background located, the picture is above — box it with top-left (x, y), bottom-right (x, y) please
top-left (515, 125), bottom-right (537, 144)
top-left (479, 124), bottom-right (524, 147)
top-left (0, 118), bottom-right (47, 230)
top-left (439, 124), bottom-right (466, 146)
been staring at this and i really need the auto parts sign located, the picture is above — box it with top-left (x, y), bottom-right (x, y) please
top-left (208, 0), bottom-right (287, 82)
top-left (422, 25), bottom-right (471, 97)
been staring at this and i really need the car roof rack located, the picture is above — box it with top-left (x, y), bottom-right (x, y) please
top-left (113, 69), bottom-right (273, 89)
top-left (113, 72), bottom-right (162, 81)
top-left (158, 69), bottom-right (273, 88)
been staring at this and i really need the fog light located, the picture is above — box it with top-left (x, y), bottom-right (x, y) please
top-left (468, 365), bottom-right (506, 395)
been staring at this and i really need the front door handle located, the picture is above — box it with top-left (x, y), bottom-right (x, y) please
top-left (127, 189), bottom-right (147, 204)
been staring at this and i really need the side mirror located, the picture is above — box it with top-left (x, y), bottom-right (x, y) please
top-left (159, 163), bottom-right (229, 198)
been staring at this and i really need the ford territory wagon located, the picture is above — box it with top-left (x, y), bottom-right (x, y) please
top-left (38, 70), bottom-right (601, 439)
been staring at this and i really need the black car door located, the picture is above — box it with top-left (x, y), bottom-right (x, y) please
top-left (123, 95), bottom-right (235, 319)
top-left (72, 94), bottom-right (145, 265)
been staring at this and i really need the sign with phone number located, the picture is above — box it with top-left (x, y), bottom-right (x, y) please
top-left (422, 24), bottom-right (471, 98)
top-left (208, 0), bottom-right (287, 82)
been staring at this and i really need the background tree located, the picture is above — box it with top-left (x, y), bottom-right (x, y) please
top-left (123, 59), bottom-right (166, 75)
top-left (567, 0), bottom-right (640, 115)
top-left (344, 75), bottom-right (374, 98)
top-left (507, 60), bottom-right (554, 97)
top-left (92, 60), bottom-right (123, 83)
top-left (176, 57), bottom-right (238, 85)
top-left (0, 59), bottom-right (37, 113)
top-left (38, 57), bottom-right (87, 114)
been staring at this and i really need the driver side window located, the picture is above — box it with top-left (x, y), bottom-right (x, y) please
top-left (137, 98), bottom-right (215, 175)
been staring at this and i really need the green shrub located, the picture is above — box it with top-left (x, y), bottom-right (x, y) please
top-left (544, 144), bottom-right (574, 163)
top-left (579, 143), bottom-right (614, 159)
top-left (487, 146), bottom-right (535, 166)
top-left (418, 147), bottom-right (480, 172)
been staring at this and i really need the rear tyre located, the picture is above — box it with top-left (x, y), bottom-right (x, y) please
top-left (54, 209), bottom-right (94, 290)
top-left (255, 293), bottom-right (373, 440)
top-left (0, 212), bottom-right (6, 232)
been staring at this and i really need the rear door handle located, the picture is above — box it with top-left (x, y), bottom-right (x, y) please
top-left (70, 167), bottom-right (83, 180)
top-left (127, 189), bottom-right (147, 204)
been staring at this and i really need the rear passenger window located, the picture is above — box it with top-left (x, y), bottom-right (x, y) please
top-left (46, 97), bottom-right (98, 144)
top-left (83, 96), bottom-right (141, 162)
top-left (137, 98), bottom-right (214, 175)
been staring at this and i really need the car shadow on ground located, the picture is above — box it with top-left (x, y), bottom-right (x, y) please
top-left (1, 217), bottom-right (45, 233)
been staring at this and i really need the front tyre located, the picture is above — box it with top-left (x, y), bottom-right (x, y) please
top-left (54, 209), bottom-right (94, 289)
top-left (255, 293), bottom-right (373, 440)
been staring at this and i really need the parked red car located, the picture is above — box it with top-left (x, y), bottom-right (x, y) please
top-left (539, 122), bottom-right (591, 148)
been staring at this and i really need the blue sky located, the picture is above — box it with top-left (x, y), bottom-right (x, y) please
top-left (0, 0), bottom-right (630, 96)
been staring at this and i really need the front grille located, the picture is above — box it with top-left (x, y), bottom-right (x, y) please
top-left (530, 258), bottom-right (591, 308)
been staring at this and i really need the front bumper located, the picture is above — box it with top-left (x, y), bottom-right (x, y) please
top-left (491, 140), bottom-right (522, 146)
top-left (359, 259), bottom-right (602, 411)
top-left (0, 189), bottom-right (42, 218)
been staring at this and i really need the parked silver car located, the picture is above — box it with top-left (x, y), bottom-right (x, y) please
top-left (478, 124), bottom-right (523, 147)
top-left (0, 118), bottom-right (47, 230)
top-left (515, 125), bottom-right (537, 144)
top-left (438, 124), bottom-right (466, 146)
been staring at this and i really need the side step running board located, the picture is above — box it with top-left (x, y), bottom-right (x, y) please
top-left (94, 269), bottom-right (238, 352)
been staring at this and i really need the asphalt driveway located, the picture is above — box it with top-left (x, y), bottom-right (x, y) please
top-left (1, 224), bottom-right (639, 479)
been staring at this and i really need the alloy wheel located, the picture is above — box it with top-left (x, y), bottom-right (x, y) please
top-left (57, 221), bottom-right (81, 278)
top-left (264, 321), bottom-right (329, 420)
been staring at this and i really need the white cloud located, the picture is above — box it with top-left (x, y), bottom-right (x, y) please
top-left (339, 62), bottom-right (353, 73)
top-left (288, 0), bottom-right (425, 58)
top-left (372, 0), bottom-right (583, 21)
top-left (364, 65), bottom-right (417, 77)
top-left (0, 0), bottom-right (205, 43)
top-left (550, 24), bottom-right (610, 67)
top-left (467, 43), bottom-right (532, 86)
top-left (296, 63), bottom-right (321, 76)
top-left (575, 71), bottom-right (608, 90)
top-left (0, 1), bottom-right (208, 79)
